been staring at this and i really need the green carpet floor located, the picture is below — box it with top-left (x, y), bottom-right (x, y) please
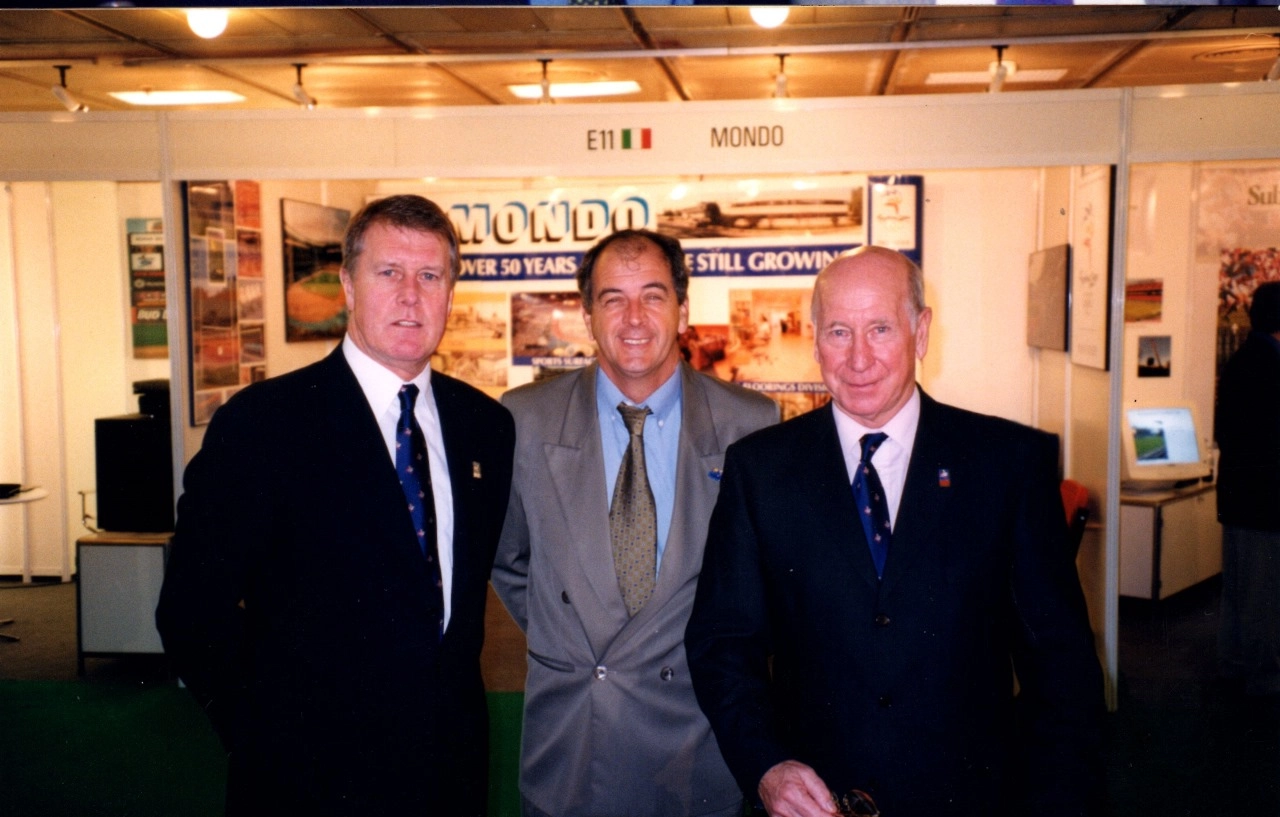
top-left (0, 680), bottom-right (523, 816)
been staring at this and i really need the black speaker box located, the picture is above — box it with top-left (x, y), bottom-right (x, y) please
top-left (95, 414), bottom-right (174, 533)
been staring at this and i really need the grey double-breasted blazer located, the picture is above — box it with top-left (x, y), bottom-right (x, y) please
top-left (492, 361), bottom-right (778, 817)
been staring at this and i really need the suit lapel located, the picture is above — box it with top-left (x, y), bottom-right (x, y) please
top-left (544, 366), bottom-right (632, 630)
top-left (432, 372), bottom-right (487, 620)
top-left (652, 365), bottom-right (719, 598)
top-left (879, 392), bottom-right (950, 596)
top-left (791, 405), bottom-right (884, 591)
top-left (318, 349), bottom-right (430, 577)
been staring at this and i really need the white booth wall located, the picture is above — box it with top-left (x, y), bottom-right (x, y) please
top-left (0, 181), bottom-right (169, 579)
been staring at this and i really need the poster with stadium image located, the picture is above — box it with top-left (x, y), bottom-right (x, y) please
top-left (281, 198), bottom-right (350, 342)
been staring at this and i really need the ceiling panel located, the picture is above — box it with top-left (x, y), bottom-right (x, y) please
top-left (0, 7), bottom-right (1276, 115)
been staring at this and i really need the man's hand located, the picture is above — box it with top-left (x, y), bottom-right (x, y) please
top-left (759, 760), bottom-right (840, 817)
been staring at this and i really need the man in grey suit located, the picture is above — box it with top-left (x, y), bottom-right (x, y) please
top-left (492, 229), bottom-right (778, 817)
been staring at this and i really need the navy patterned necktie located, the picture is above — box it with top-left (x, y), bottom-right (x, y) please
top-left (397, 384), bottom-right (443, 638)
top-left (852, 432), bottom-right (892, 579)
top-left (610, 403), bottom-right (656, 617)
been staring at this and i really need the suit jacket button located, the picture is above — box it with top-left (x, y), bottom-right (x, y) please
top-left (660, 666), bottom-right (674, 681)
top-left (874, 614), bottom-right (891, 627)
top-left (594, 665), bottom-right (607, 680)
top-left (561, 590), bottom-right (570, 604)
top-left (878, 695), bottom-right (892, 708)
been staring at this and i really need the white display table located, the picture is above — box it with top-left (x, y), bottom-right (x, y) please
top-left (75, 531), bottom-right (171, 673)
top-left (1119, 483), bottom-right (1221, 600)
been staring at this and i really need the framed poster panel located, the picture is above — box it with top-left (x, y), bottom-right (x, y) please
top-left (184, 180), bottom-right (265, 426)
top-left (281, 198), bottom-right (350, 342)
top-left (1027, 243), bottom-right (1070, 352)
top-left (1070, 165), bottom-right (1114, 370)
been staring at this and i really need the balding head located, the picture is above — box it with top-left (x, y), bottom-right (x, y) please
top-left (810, 246), bottom-right (931, 428)
top-left (812, 246), bottom-right (925, 331)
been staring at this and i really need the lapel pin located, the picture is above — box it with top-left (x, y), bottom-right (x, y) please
top-left (938, 468), bottom-right (951, 488)
top-left (708, 467), bottom-right (723, 481)
top-left (472, 461), bottom-right (482, 479)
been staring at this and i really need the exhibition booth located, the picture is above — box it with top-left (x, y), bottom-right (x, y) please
top-left (2, 80), bottom-right (1279, 706)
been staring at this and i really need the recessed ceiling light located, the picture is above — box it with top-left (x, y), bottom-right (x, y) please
top-left (749, 7), bottom-right (789, 29)
top-left (186, 9), bottom-right (229, 40)
top-left (110, 90), bottom-right (246, 106)
top-left (509, 81), bottom-right (640, 101)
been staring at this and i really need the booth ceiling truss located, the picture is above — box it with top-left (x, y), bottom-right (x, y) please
top-left (0, 6), bottom-right (1279, 113)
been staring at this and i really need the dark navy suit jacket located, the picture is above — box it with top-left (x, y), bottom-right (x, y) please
top-left (686, 391), bottom-right (1105, 817)
top-left (1216, 331), bottom-right (1280, 531)
top-left (157, 347), bottom-right (514, 816)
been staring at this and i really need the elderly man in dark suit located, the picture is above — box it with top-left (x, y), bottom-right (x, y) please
top-left (1216, 280), bottom-right (1280, 697)
top-left (685, 246), bottom-right (1104, 817)
top-left (156, 194), bottom-right (514, 816)
top-left (492, 229), bottom-right (778, 817)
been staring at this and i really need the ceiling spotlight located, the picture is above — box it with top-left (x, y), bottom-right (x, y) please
top-left (774, 54), bottom-right (788, 99)
top-left (749, 7), bottom-right (789, 29)
top-left (292, 63), bottom-right (317, 109)
top-left (51, 65), bottom-right (88, 112)
top-left (539, 59), bottom-right (553, 106)
top-left (186, 9), bottom-right (228, 40)
top-left (988, 45), bottom-right (1011, 94)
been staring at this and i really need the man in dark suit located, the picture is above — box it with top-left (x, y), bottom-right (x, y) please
top-left (1216, 280), bottom-right (1280, 697)
top-left (685, 246), bottom-right (1104, 817)
top-left (491, 230), bottom-right (777, 817)
top-left (156, 194), bottom-right (514, 816)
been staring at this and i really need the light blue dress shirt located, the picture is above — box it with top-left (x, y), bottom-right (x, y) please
top-left (597, 367), bottom-right (682, 574)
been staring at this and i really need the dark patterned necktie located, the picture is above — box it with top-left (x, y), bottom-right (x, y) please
top-left (610, 403), bottom-right (656, 617)
top-left (397, 384), bottom-right (443, 638)
top-left (852, 432), bottom-right (892, 579)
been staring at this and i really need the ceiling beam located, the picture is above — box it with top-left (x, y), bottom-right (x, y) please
top-left (114, 26), bottom-right (1280, 70)
top-left (622, 8), bottom-right (690, 102)
top-left (1082, 6), bottom-right (1199, 89)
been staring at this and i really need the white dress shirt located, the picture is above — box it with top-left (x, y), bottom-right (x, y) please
top-left (343, 337), bottom-right (455, 629)
top-left (832, 387), bottom-right (922, 530)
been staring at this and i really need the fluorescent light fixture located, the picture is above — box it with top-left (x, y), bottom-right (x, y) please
top-left (927, 67), bottom-right (1066, 85)
top-left (749, 7), bottom-right (789, 29)
top-left (109, 89), bottom-right (246, 106)
top-left (187, 9), bottom-right (228, 40)
top-left (509, 80), bottom-right (640, 100)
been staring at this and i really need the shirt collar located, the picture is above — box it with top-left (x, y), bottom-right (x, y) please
top-left (342, 335), bottom-right (432, 406)
top-left (596, 363), bottom-right (682, 422)
top-left (832, 385), bottom-right (921, 449)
